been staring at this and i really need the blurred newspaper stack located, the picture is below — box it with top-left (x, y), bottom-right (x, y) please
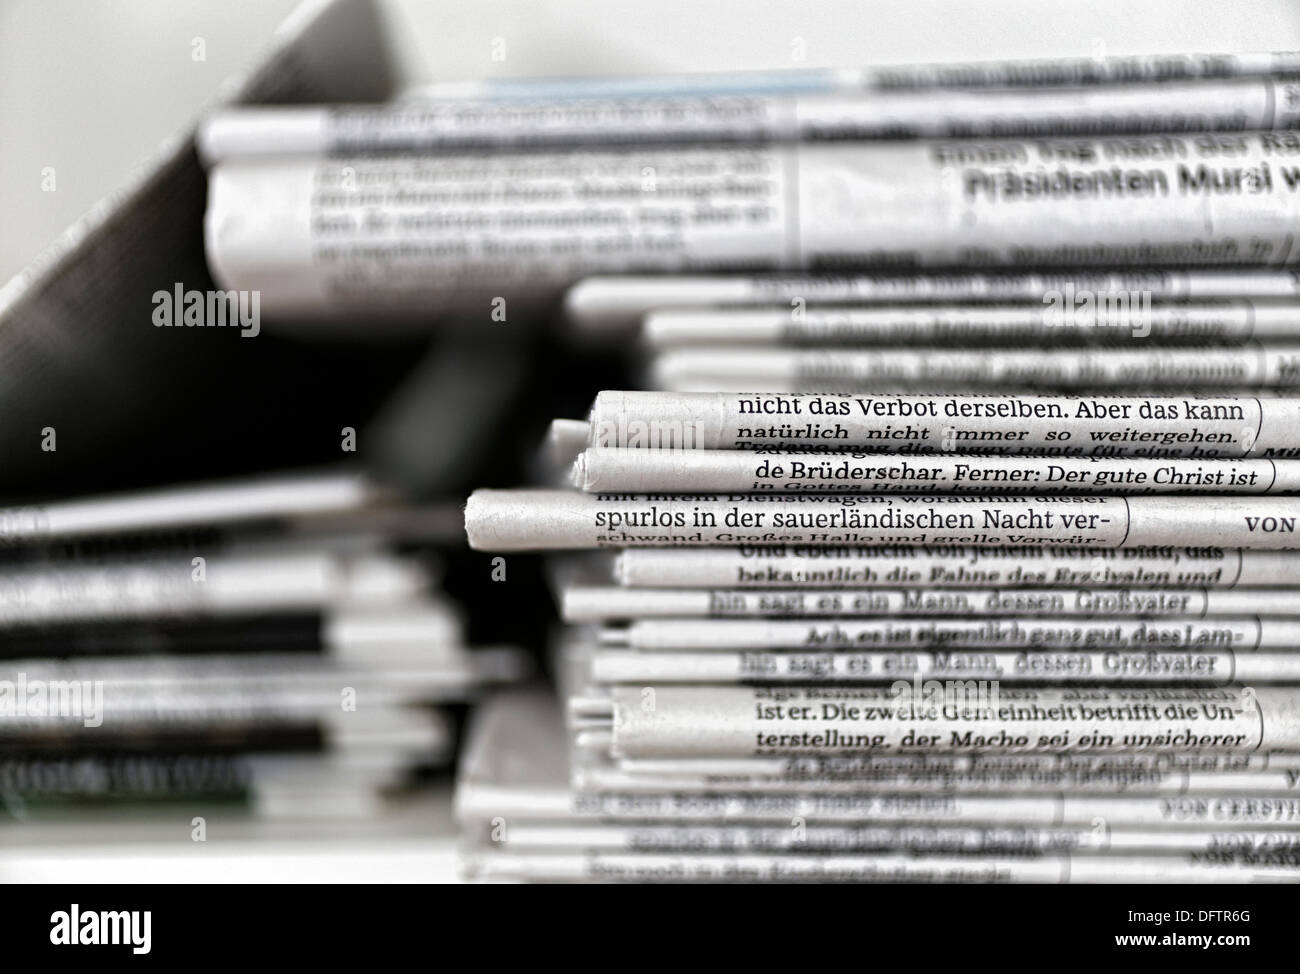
top-left (0, 469), bottom-right (527, 871)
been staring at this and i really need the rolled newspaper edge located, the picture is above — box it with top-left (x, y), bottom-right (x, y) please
top-left (465, 489), bottom-right (1300, 551)
top-left (601, 685), bottom-right (1300, 758)
top-left (610, 546), bottom-right (1295, 589)
top-left (572, 448), bottom-right (1300, 494)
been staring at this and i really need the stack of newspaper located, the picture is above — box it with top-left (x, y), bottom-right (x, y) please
top-left (0, 469), bottom-right (525, 863)
top-left (198, 49), bottom-right (1300, 881)
top-left (462, 388), bottom-right (1300, 882)
top-left (444, 54), bottom-right (1300, 883)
